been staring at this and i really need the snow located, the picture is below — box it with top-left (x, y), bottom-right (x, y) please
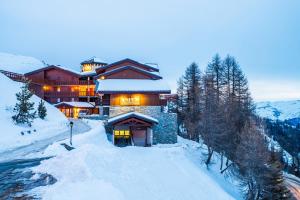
top-left (81, 57), bottom-right (106, 64)
top-left (0, 52), bottom-right (45, 74)
top-left (0, 73), bottom-right (69, 153)
top-left (96, 79), bottom-right (171, 93)
top-left (107, 112), bottom-right (158, 124)
top-left (256, 100), bottom-right (300, 121)
top-left (54, 101), bottom-right (95, 108)
top-left (31, 121), bottom-right (241, 200)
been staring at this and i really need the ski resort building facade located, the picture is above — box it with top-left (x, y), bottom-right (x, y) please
top-left (1, 58), bottom-right (177, 146)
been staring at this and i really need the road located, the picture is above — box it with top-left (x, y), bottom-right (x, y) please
top-left (285, 174), bottom-right (300, 199)
top-left (0, 119), bottom-right (91, 199)
top-left (0, 119), bottom-right (90, 162)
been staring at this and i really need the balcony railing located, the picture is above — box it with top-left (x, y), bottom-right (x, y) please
top-left (44, 91), bottom-right (97, 98)
top-left (79, 91), bottom-right (96, 96)
top-left (0, 70), bottom-right (26, 82)
top-left (43, 80), bottom-right (94, 86)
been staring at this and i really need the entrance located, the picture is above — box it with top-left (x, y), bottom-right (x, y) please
top-left (132, 128), bottom-right (147, 146)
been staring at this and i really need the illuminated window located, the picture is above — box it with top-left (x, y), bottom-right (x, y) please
top-left (114, 130), bottom-right (130, 138)
top-left (43, 85), bottom-right (50, 91)
top-left (82, 64), bottom-right (93, 72)
top-left (57, 87), bottom-right (61, 92)
top-left (100, 76), bottom-right (105, 80)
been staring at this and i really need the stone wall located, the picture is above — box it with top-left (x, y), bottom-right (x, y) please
top-left (109, 106), bottom-right (177, 144)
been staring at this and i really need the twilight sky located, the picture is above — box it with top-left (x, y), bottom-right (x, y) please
top-left (0, 0), bottom-right (299, 101)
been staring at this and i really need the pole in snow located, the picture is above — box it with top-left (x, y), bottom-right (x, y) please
top-left (70, 121), bottom-right (74, 146)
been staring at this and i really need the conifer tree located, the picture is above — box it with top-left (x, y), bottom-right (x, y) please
top-left (12, 82), bottom-right (36, 126)
top-left (261, 147), bottom-right (291, 200)
top-left (38, 99), bottom-right (47, 119)
top-left (178, 62), bottom-right (202, 142)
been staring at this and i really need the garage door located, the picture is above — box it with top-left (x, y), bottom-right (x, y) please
top-left (132, 129), bottom-right (146, 146)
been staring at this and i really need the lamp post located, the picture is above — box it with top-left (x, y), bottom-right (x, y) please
top-left (70, 121), bottom-right (74, 146)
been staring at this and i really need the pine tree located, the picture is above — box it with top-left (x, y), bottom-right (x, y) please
top-left (177, 62), bottom-right (202, 142)
top-left (261, 147), bottom-right (291, 200)
top-left (38, 100), bottom-right (47, 119)
top-left (12, 82), bottom-right (36, 126)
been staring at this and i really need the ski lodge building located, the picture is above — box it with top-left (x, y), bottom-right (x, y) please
top-left (1, 58), bottom-right (177, 146)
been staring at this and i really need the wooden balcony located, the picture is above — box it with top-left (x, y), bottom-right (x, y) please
top-left (0, 70), bottom-right (26, 82)
top-left (43, 80), bottom-right (95, 86)
top-left (44, 92), bottom-right (79, 98)
top-left (44, 91), bottom-right (97, 98)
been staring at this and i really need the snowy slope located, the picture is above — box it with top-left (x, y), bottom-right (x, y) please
top-left (0, 52), bottom-right (45, 74)
top-left (31, 121), bottom-right (241, 200)
top-left (0, 73), bottom-right (68, 152)
top-left (256, 100), bottom-right (300, 121)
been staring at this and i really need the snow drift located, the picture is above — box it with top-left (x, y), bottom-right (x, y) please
top-left (31, 121), bottom-right (241, 200)
top-left (0, 73), bottom-right (68, 152)
top-left (0, 52), bottom-right (45, 74)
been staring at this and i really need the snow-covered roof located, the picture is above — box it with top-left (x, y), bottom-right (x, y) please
top-left (54, 102), bottom-right (95, 108)
top-left (0, 52), bottom-right (46, 74)
top-left (107, 112), bottom-right (159, 125)
top-left (81, 57), bottom-right (107, 65)
top-left (96, 79), bottom-right (171, 93)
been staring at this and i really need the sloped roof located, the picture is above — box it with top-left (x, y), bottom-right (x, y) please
top-left (54, 101), bottom-right (95, 108)
top-left (96, 79), bottom-right (171, 94)
top-left (81, 57), bottom-right (107, 65)
top-left (107, 112), bottom-right (159, 125)
top-left (25, 65), bottom-right (82, 77)
top-left (95, 58), bottom-right (159, 74)
top-left (94, 65), bottom-right (162, 80)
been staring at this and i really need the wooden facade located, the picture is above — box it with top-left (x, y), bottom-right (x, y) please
top-left (2, 58), bottom-right (171, 118)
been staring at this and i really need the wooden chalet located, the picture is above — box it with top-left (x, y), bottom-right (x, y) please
top-left (2, 57), bottom-right (176, 146)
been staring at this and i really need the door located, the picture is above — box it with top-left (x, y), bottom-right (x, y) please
top-left (132, 128), bottom-right (147, 146)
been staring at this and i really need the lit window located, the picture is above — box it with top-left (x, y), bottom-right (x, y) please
top-left (114, 130), bottom-right (120, 135)
top-left (57, 87), bottom-right (61, 92)
top-left (57, 98), bottom-right (61, 103)
top-left (100, 76), bottom-right (105, 80)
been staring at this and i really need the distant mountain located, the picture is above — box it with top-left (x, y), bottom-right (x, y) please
top-left (0, 52), bottom-right (45, 74)
top-left (256, 100), bottom-right (300, 121)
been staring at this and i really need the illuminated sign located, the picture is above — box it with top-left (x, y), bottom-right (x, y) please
top-left (120, 95), bottom-right (140, 106)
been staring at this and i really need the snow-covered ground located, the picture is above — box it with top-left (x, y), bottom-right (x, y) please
top-left (0, 52), bottom-right (45, 74)
top-left (0, 73), bottom-right (68, 153)
top-left (30, 121), bottom-right (241, 200)
top-left (256, 100), bottom-right (300, 121)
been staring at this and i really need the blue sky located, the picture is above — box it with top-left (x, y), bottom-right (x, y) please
top-left (0, 0), bottom-right (299, 101)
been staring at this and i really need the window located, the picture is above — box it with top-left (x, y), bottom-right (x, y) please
top-left (57, 98), bottom-right (61, 103)
top-left (71, 98), bottom-right (75, 102)
top-left (103, 106), bottom-right (110, 116)
top-left (114, 130), bottom-right (130, 138)
top-left (57, 87), bottom-right (61, 92)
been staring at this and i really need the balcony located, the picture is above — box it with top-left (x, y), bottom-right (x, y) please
top-left (79, 91), bottom-right (96, 97)
top-left (44, 91), bottom-right (97, 98)
top-left (44, 92), bottom-right (79, 98)
top-left (45, 80), bottom-right (94, 85)
top-left (29, 79), bottom-right (94, 86)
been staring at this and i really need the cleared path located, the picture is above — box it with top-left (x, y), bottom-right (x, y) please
top-left (0, 119), bottom-right (90, 162)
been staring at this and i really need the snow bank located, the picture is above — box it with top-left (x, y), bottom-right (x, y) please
top-left (0, 52), bottom-right (45, 74)
top-left (0, 74), bottom-right (68, 152)
top-left (32, 122), bottom-right (241, 200)
top-left (256, 100), bottom-right (300, 121)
